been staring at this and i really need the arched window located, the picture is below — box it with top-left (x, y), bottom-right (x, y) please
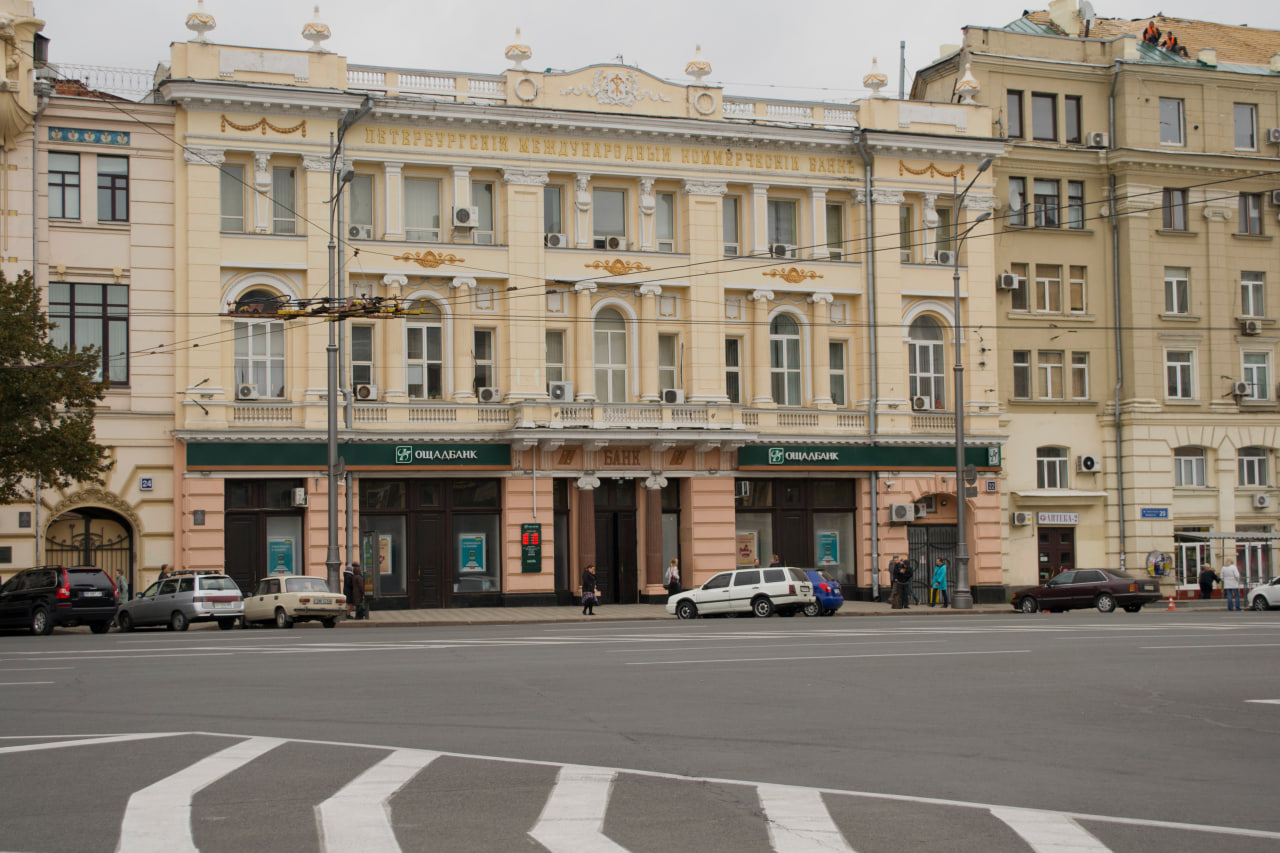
top-left (1173, 446), bottom-right (1206, 487)
top-left (406, 300), bottom-right (443, 400)
top-left (770, 314), bottom-right (802, 405)
top-left (594, 308), bottom-right (628, 403)
top-left (233, 288), bottom-right (285, 398)
top-left (909, 315), bottom-right (945, 409)
top-left (1037, 446), bottom-right (1068, 489)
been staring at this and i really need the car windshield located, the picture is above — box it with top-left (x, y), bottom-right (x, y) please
top-left (286, 576), bottom-right (330, 593)
top-left (816, 571), bottom-right (836, 583)
top-left (199, 577), bottom-right (240, 591)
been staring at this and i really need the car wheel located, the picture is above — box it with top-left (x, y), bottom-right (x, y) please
top-left (217, 618), bottom-right (236, 630)
top-left (90, 621), bottom-right (111, 634)
top-left (752, 596), bottom-right (775, 618)
top-left (321, 617), bottom-right (337, 628)
top-left (1020, 596), bottom-right (1038, 614)
top-left (675, 599), bottom-right (697, 620)
top-left (1095, 593), bottom-right (1117, 613)
top-left (1123, 604), bottom-right (1143, 613)
top-left (1252, 596), bottom-right (1270, 612)
top-left (275, 608), bottom-right (294, 629)
top-left (803, 601), bottom-right (821, 617)
top-left (30, 607), bottom-right (53, 636)
top-left (170, 611), bottom-right (189, 632)
top-left (117, 612), bottom-right (134, 633)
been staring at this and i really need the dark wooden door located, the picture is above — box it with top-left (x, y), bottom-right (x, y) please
top-left (1038, 527), bottom-right (1075, 582)
top-left (776, 511), bottom-right (808, 567)
top-left (412, 514), bottom-right (446, 609)
top-left (224, 514), bottom-right (260, 594)
top-left (594, 511), bottom-right (637, 604)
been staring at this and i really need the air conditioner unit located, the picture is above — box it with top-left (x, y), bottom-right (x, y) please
top-left (548, 381), bottom-right (574, 401)
top-left (1012, 511), bottom-right (1033, 527)
top-left (593, 235), bottom-right (623, 250)
top-left (235, 383), bottom-right (259, 401)
top-left (769, 243), bottom-right (796, 259)
top-left (662, 389), bottom-right (685, 404)
top-left (1266, 127), bottom-right (1280, 144)
top-left (1253, 493), bottom-right (1272, 509)
top-left (889, 503), bottom-right (915, 523)
top-left (1232, 380), bottom-right (1251, 397)
top-left (1086, 131), bottom-right (1109, 148)
top-left (453, 206), bottom-right (480, 228)
top-left (348, 224), bottom-right (373, 240)
top-left (914, 502), bottom-right (929, 519)
top-left (936, 250), bottom-right (956, 266)
top-left (291, 487), bottom-right (308, 508)
top-left (1077, 454), bottom-right (1101, 473)
top-left (911, 395), bottom-right (931, 411)
top-left (476, 386), bottom-right (501, 403)
top-left (544, 232), bottom-right (567, 248)
top-left (1270, 190), bottom-right (1280, 206)
top-left (997, 273), bottom-right (1019, 290)
top-left (1241, 319), bottom-right (1262, 336)
top-left (354, 383), bottom-right (378, 401)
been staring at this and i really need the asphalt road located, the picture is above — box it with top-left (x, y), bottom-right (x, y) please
top-left (2, 610), bottom-right (1278, 852)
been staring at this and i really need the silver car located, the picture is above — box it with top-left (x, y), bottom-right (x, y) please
top-left (116, 572), bottom-right (244, 632)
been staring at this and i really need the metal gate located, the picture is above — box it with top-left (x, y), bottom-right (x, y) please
top-left (44, 529), bottom-right (133, 578)
top-left (907, 524), bottom-right (957, 602)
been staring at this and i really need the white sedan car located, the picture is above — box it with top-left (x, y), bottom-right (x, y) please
top-left (241, 574), bottom-right (345, 628)
top-left (1249, 577), bottom-right (1280, 611)
top-left (666, 566), bottom-right (814, 619)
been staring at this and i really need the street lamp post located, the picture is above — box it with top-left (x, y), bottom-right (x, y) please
top-left (949, 157), bottom-right (992, 611)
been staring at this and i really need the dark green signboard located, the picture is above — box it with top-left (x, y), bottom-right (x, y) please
top-left (186, 442), bottom-right (510, 468)
top-left (737, 444), bottom-right (1000, 470)
top-left (520, 523), bottom-right (542, 573)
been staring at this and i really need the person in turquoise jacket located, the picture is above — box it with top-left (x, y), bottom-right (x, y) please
top-left (930, 557), bottom-right (949, 608)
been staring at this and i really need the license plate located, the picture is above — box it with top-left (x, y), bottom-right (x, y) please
top-left (212, 601), bottom-right (234, 608)
top-left (83, 591), bottom-right (104, 597)
top-left (314, 598), bottom-right (331, 605)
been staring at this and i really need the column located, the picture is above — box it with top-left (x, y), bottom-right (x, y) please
top-left (923, 192), bottom-right (940, 262)
top-left (252, 151), bottom-right (272, 233)
top-left (382, 275), bottom-right (409, 401)
top-left (451, 165), bottom-right (471, 241)
top-left (638, 284), bottom-right (661, 402)
top-left (180, 147), bottom-right (227, 426)
top-left (501, 168), bottom-right (550, 399)
top-left (383, 162), bottom-right (404, 240)
top-left (450, 276), bottom-right (475, 401)
top-left (573, 281), bottom-right (598, 401)
top-left (809, 291), bottom-right (834, 408)
top-left (750, 183), bottom-right (769, 256)
top-left (809, 187), bottom-right (829, 260)
top-left (638, 177), bottom-right (656, 250)
top-left (643, 473), bottom-right (667, 590)
top-left (681, 180), bottom-right (729, 404)
top-left (750, 289), bottom-right (775, 406)
top-left (574, 173), bottom-right (592, 248)
top-left (576, 474), bottom-right (599, 585)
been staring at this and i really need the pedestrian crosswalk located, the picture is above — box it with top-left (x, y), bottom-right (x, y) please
top-left (2, 731), bottom-right (1277, 853)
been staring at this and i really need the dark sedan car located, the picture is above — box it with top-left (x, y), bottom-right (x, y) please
top-left (1012, 569), bottom-right (1162, 614)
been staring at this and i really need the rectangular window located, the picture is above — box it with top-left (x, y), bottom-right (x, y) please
top-left (1010, 262), bottom-right (1029, 311)
top-left (1164, 267), bottom-right (1190, 314)
top-left (825, 203), bottom-right (844, 259)
top-left (1008, 177), bottom-right (1026, 227)
top-left (47, 282), bottom-right (129, 384)
top-left (722, 196), bottom-right (740, 256)
top-left (593, 188), bottom-right (626, 245)
top-left (1241, 272), bottom-right (1265, 317)
top-left (1159, 98), bottom-right (1184, 145)
top-left (1162, 188), bottom-right (1187, 231)
top-left (1234, 103), bottom-right (1257, 150)
top-left (899, 204), bottom-right (914, 262)
top-left (543, 185), bottom-right (563, 235)
top-left (1239, 193), bottom-right (1263, 235)
top-left (351, 326), bottom-right (374, 386)
top-left (404, 177), bottom-right (441, 242)
top-left (1037, 350), bottom-right (1064, 399)
top-left (48, 152), bottom-right (80, 219)
top-left (546, 330), bottom-right (566, 386)
top-left (936, 207), bottom-right (953, 255)
top-left (271, 167), bottom-right (296, 234)
top-left (725, 338), bottom-right (742, 403)
top-left (656, 191), bottom-right (675, 252)
top-left (829, 341), bottom-right (846, 406)
top-left (1071, 352), bottom-right (1089, 399)
top-left (1031, 92), bottom-right (1057, 141)
top-left (473, 329), bottom-right (495, 391)
top-left (658, 333), bottom-right (678, 392)
top-left (1175, 449), bottom-right (1206, 487)
top-left (1013, 350), bottom-right (1031, 399)
top-left (1035, 264), bottom-right (1062, 312)
top-left (1238, 449), bottom-right (1269, 487)
top-left (472, 180), bottom-right (495, 244)
top-left (220, 164), bottom-right (245, 232)
top-left (1069, 266), bottom-right (1087, 313)
top-left (406, 322), bottom-right (443, 400)
top-left (1066, 181), bottom-right (1084, 229)
top-left (1064, 95), bottom-right (1082, 144)
top-left (233, 320), bottom-right (285, 398)
top-left (1033, 179), bottom-right (1060, 228)
top-left (766, 198), bottom-right (797, 248)
top-left (97, 155), bottom-right (128, 222)
top-left (1007, 90), bottom-right (1024, 138)
top-left (1165, 350), bottom-right (1194, 399)
top-left (1243, 353), bottom-right (1270, 401)
top-left (349, 174), bottom-right (374, 229)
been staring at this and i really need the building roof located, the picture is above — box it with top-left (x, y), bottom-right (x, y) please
top-left (1022, 9), bottom-right (1280, 67)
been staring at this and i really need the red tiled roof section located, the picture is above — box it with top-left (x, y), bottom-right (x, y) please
top-left (53, 79), bottom-right (129, 101)
top-left (1026, 10), bottom-right (1280, 65)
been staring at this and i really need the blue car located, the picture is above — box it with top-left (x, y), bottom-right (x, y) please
top-left (803, 569), bottom-right (844, 616)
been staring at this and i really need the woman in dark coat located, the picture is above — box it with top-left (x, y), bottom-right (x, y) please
top-left (581, 564), bottom-right (597, 616)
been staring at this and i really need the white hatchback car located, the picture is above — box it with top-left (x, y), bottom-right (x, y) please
top-left (1248, 577), bottom-right (1280, 611)
top-left (666, 566), bottom-right (814, 620)
top-left (241, 574), bottom-right (345, 629)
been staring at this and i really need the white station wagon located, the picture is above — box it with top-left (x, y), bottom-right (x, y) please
top-left (666, 566), bottom-right (814, 620)
top-left (241, 574), bottom-right (345, 629)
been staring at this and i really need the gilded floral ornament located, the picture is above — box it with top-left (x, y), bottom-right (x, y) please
top-left (863, 57), bottom-right (888, 97)
top-left (505, 28), bottom-right (532, 70)
top-left (763, 267), bottom-right (824, 284)
top-left (186, 0), bottom-right (216, 43)
top-left (899, 161), bottom-right (964, 179)
top-left (395, 250), bottom-right (466, 269)
top-left (584, 259), bottom-right (651, 275)
top-left (302, 6), bottom-right (331, 52)
top-left (221, 115), bottom-right (307, 137)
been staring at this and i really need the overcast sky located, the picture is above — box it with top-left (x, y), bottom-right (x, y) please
top-left (36, 1), bottom-right (1280, 101)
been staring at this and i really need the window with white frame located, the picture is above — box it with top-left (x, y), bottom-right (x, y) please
top-left (593, 308), bottom-right (627, 403)
top-left (908, 315), bottom-right (945, 409)
top-left (220, 163), bottom-right (245, 232)
top-left (271, 166), bottom-right (296, 234)
top-left (1164, 267), bottom-right (1190, 314)
top-left (1008, 177), bottom-right (1026, 227)
top-left (1035, 264), bottom-right (1062, 313)
top-left (1238, 446), bottom-right (1269, 487)
top-left (1012, 350), bottom-right (1031, 399)
top-left (348, 173), bottom-right (374, 231)
top-left (722, 196), bottom-right (740, 256)
top-left (725, 337), bottom-right (742, 403)
top-left (1037, 350), bottom-right (1064, 400)
top-left (97, 155), bottom-right (129, 223)
top-left (543, 184), bottom-right (564, 236)
top-left (473, 329), bottom-right (496, 393)
top-left (1174, 533), bottom-right (1211, 586)
top-left (1071, 352), bottom-right (1089, 399)
top-left (1236, 535), bottom-right (1272, 586)
top-left (1243, 352), bottom-right (1270, 401)
top-left (49, 152), bottom-right (80, 220)
top-left (658, 333), bottom-right (679, 392)
top-left (1239, 193), bottom-right (1263, 236)
top-left (1069, 266), bottom-right (1087, 313)
top-left (404, 177), bottom-right (441, 242)
top-left (1162, 188), bottom-right (1187, 231)
top-left (656, 191), bottom-right (675, 252)
top-left (546, 330), bottom-right (566, 388)
top-left (770, 314), bottom-right (802, 406)
top-left (593, 188), bottom-right (626, 247)
top-left (1174, 447), bottom-right (1206, 487)
top-left (829, 341), bottom-right (847, 406)
top-left (350, 325), bottom-right (374, 387)
top-left (767, 198), bottom-right (797, 253)
top-left (1010, 262), bottom-right (1029, 311)
top-left (1241, 272), bottom-right (1265, 317)
top-left (826, 203), bottom-right (844, 259)
top-left (1033, 179), bottom-right (1059, 228)
top-left (1036, 446), bottom-right (1069, 489)
top-left (1165, 349), bottom-right (1194, 399)
top-left (472, 180), bottom-right (495, 244)
top-left (406, 302), bottom-right (443, 400)
top-left (1159, 98), bottom-right (1184, 145)
top-left (1234, 103), bottom-right (1257, 150)
top-left (233, 290), bottom-right (285, 399)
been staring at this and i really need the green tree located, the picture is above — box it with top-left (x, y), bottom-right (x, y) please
top-left (0, 269), bottom-right (112, 503)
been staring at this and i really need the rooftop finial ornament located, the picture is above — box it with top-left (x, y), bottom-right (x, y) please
top-left (505, 28), bottom-right (532, 70)
top-left (956, 62), bottom-right (981, 104)
top-left (185, 0), bottom-right (216, 43)
top-left (685, 44), bottom-right (712, 82)
top-left (863, 57), bottom-right (888, 97)
top-left (302, 5), bottom-right (332, 52)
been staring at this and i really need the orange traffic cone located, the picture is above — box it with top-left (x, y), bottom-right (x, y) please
top-left (1166, 596), bottom-right (1177, 611)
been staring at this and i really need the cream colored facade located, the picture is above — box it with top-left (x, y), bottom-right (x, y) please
top-left (913, 1), bottom-right (1280, 592)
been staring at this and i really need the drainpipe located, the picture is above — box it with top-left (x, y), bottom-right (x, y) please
top-left (855, 128), bottom-right (880, 601)
top-left (32, 75), bottom-right (51, 566)
top-left (1108, 62), bottom-right (1127, 568)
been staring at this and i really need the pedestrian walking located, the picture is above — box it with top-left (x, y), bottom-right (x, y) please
top-left (350, 561), bottom-right (364, 619)
top-left (1197, 563), bottom-right (1219, 600)
top-left (890, 556), bottom-right (912, 609)
top-left (930, 557), bottom-right (949, 608)
top-left (581, 564), bottom-right (598, 615)
top-left (1221, 559), bottom-right (1242, 611)
top-left (115, 570), bottom-right (129, 601)
top-left (663, 558), bottom-right (681, 601)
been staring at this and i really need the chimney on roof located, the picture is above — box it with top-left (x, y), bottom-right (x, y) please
top-left (1048, 0), bottom-right (1081, 36)
top-left (1197, 48), bottom-right (1218, 67)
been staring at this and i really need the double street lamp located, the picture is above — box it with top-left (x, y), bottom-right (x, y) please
top-left (949, 157), bottom-right (992, 611)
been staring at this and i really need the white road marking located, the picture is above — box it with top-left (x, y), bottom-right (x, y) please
top-left (116, 736), bottom-right (283, 853)
top-left (316, 747), bottom-right (440, 853)
top-left (757, 784), bottom-right (856, 852)
top-left (1141, 643), bottom-right (1280, 650)
top-left (528, 765), bottom-right (629, 852)
top-left (991, 807), bottom-right (1111, 852)
top-left (0, 681), bottom-right (53, 686)
top-left (0, 732), bottom-right (181, 753)
top-left (626, 649), bottom-right (1030, 666)
top-left (0, 667), bottom-right (72, 672)
top-left (1245, 699), bottom-right (1280, 705)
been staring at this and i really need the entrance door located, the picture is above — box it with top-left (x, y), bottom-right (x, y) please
top-left (1038, 526), bottom-right (1076, 582)
top-left (776, 510), bottom-right (808, 567)
top-left (224, 514), bottom-right (259, 593)
top-left (595, 510), bottom-right (637, 603)
top-left (412, 514), bottom-right (446, 609)
top-left (907, 524), bottom-right (957, 602)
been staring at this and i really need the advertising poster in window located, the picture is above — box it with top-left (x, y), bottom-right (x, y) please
top-left (377, 534), bottom-right (393, 575)
top-left (459, 533), bottom-right (486, 573)
top-left (817, 531), bottom-right (839, 567)
top-left (736, 531), bottom-right (758, 567)
top-left (267, 538), bottom-right (294, 574)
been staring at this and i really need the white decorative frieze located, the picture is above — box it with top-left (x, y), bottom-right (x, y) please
top-left (561, 69), bottom-right (672, 106)
top-left (682, 180), bottom-right (727, 196)
top-left (502, 168), bottom-right (549, 186)
top-left (183, 146), bottom-right (224, 166)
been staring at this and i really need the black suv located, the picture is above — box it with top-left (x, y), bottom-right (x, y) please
top-left (0, 566), bottom-right (119, 635)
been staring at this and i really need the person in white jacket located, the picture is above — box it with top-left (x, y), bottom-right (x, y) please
top-left (1221, 559), bottom-right (1242, 612)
